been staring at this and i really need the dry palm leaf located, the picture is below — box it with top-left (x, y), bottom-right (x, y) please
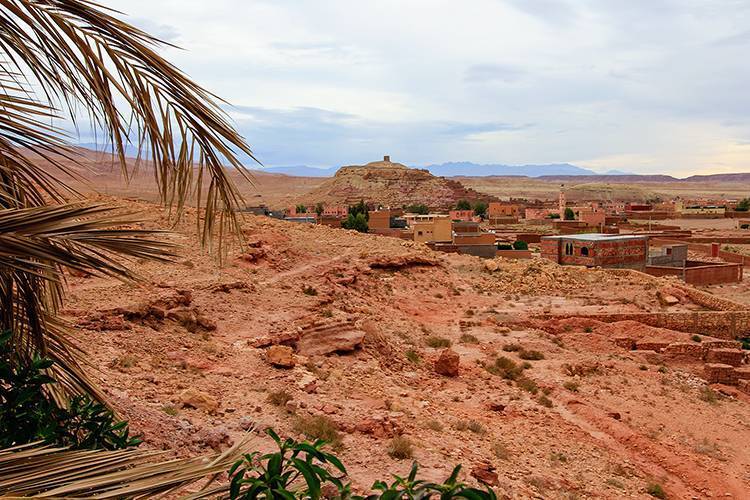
top-left (0, 433), bottom-right (254, 498)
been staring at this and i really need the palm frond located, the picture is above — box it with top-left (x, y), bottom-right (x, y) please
top-left (0, 0), bottom-right (256, 236)
top-left (0, 202), bottom-right (176, 402)
top-left (0, 434), bottom-right (254, 498)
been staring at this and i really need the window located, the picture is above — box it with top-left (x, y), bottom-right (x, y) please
top-left (581, 246), bottom-right (589, 256)
top-left (565, 242), bottom-right (573, 255)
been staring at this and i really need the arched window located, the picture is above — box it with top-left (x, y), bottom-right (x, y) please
top-left (581, 246), bottom-right (589, 256)
top-left (565, 242), bottom-right (573, 255)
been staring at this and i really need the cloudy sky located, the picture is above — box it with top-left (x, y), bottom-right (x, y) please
top-left (105, 0), bottom-right (750, 175)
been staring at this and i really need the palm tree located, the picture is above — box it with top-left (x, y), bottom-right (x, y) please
top-left (0, 0), bottom-right (255, 405)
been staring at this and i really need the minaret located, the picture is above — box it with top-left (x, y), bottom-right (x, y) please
top-left (558, 184), bottom-right (566, 215)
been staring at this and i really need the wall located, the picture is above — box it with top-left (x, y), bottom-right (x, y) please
top-left (453, 233), bottom-right (496, 245)
top-left (455, 244), bottom-right (497, 258)
top-left (525, 208), bottom-right (558, 220)
top-left (449, 210), bottom-right (474, 221)
top-left (496, 249), bottom-right (532, 259)
top-left (555, 238), bottom-right (647, 269)
top-left (488, 203), bottom-right (520, 217)
top-left (540, 239), bottom-right (561, 263)
top-left (368, 210), bottom-right (391, 230)
top-left (645, 262), bottom-right (743, 285)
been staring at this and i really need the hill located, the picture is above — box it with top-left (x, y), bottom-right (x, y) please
top-left (425, 161), bottom-right (597, 177)
top-left (297, 158), bottom-right (496, 207)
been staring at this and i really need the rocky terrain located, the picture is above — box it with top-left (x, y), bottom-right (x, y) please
top-left (295, 158), bottom-right (496, 208)
top-left (60, 196), bottom-right (750, 498)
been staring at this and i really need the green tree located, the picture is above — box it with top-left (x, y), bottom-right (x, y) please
top-left (315, 202), bottom-right (325, 216)
top-left (455, 200), bottom-right (471, 210)
top-left (564, 207), bottom-right (576, 220)
top-left (296, 204), bottom-right (308, 214)
top-left (473, 201), bottom-right (488, 217)
top-left (406, 204), bottom-right (429, 215)
top-left (736, 198), bottom-right (750, 211)
top-left (512, 240), bottom-right (529, 250)
top-left (348, 199), bottom-right (369, 219)
top-left (342, 213), bottom-right (369, 233)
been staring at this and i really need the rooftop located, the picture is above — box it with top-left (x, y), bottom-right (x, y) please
top-left (542, 234), bottom-right (649, 242)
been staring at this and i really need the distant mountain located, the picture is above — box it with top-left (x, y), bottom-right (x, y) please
top-left (252, 165), bottom-right (336, 177)
top-left (423, 162), bottom-right (597, 177)
top-left (537, 174), bottom-right (680, 183)
top-left (604, 169), bottom-right (635, 175)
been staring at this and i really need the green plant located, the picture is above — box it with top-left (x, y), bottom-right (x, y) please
top-left (293, 415), bottom-right (342, 449)
top-left (646, 482), bottom-right (667, 499)
top-left (519, 349), bottom-right (545, 360)
top-left (459, 333), bottom-right (479, 344)
top-left (516, 376), bottom-right (539, 394)
top-left (485, 356), bottom-right (525, 380)
top-left (512, 240), bottom-right (528, 250)
top-left (295, 204), bottom-right (308, 214)
top-left (473, 201), bottom-right (488, 217)
top-left (564, 207), bottom-right (575, 220)
top-left (229, 429), bottom-right (349, 499)
top-left (368, 462), bottom-right (497, 499)
top-left (0, 331), bottom-right (140, 450)
top-left (406, 204), bottom-right (429, 215)
top-left (502, 343), bottom-right (521, 352)
top-left (425, 336), bottom-right (451, 348)
top-left (387, 435), bottom-right (414, 459)
top-left (691, 334), bottom-right (702, 343)
top-left (405, 349), bottom-right (421, 364)
top-left (303, 285), bottom-right (318, 296)
top-left (563, 381), bottom-right (579, 392)
top-left (342, 212), bottom-right (369, 233)
top-left (583, 326), bottom-right (594, 333)
top-left (455, 200), bottom-right (471, 211)
top-left (537, 395), bottom-right (553, 408)
top-left (497, 243), bottom-right (513, 250)
top-left (698, 386), bottom-right (719, 405)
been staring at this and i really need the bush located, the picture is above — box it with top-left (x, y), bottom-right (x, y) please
top-left (425, 336), bottom-right (451, 348)
top-left (456, 200), bottom-right (471, 210)
top-left (405, 204), bottom-right (429, 215)
top-left (563, 381), bottom-right (579, 392)
top-left (473, 201), bottom-right (488, 217)
top-left (516, 376), bottom-right (539, 394)
top-left (485, 356), bottom-right (525, 380)
top-left (537, 395), bottom-right (553, 408)
top-left (387, 435), bottom-right (414, 459)
top-left (497, 243), bottom-right (513, 250)
top-left (646, 482), bottom-right (667, 499)
top-left (512, 240), bottom-right (528, 250)
top-left (0, 331), bottom-right (140, 450)
top-left (564, 207), bottom-right (575, 220)
top-left (691, 334), bottom-right (702, 343)
top-left (293, 415), bottom-right (342, 449)
top-left (518, 349), bottom-right (545, 361)
top-left (459, 333), bottom-right (479, 344)
top-left (302, 285), bottom-right (318, 296)
top-left (342, 212), bottom-right (368, 233)
top-left (502, 343), bottom-right (521, 352)
top-left (405, 349), bottom-right (421, 364)
top-left (467, 420), bottom-right (485, 434)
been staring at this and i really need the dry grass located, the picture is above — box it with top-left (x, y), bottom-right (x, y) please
top-left (267, 390), bottom-right (293, 407)
top-left (425, 336), bottom-right (451, 348)
top-left (387, 436), bottom-right (414, 459)
top-left (293, 415), bottom-right (342, 449)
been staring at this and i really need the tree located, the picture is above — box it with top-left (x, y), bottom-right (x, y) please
top-left (473, 201), bottom-right (488, 217)
top-left (348, 199), bottom-right (369, 219)
top-left (737, 198), bottom-right (750, 211)
top-left (456, 200), bottom-right (471, 210)
top-left (342, 213), bottom-right (368, 233)
top-left (406, 204), bottom-right (429, 215)
top-left (564, 207), bottom-right (576, 220)
top-left (315, 202), bottom-right (325, 216)
top-left (0, 1), bottom-right (253, 408)
top-left (512, 240), bottom-right (529, 250)
top-left (296, 204), bottom-right (308, 214)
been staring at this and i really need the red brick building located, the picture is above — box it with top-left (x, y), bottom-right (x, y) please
top-left (541, 234), bottom-right (648, 269)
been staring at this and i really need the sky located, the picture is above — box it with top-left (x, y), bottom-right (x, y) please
top-left (103, 0), bottom-right (750, 176)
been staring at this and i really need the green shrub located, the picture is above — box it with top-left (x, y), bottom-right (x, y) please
top-left (517, 376), bottom-right (539, 394)
top-left (497, 243), bottom-right (513, 250)
top-left (691, 334), bottom-right (702, 343)
top-left (537, 395), bottom-right (553, 408)
top-left (342, 212), bottom-right (369, 232)
top-left (0, 331), bottom-right (139, 450)
top-left (302, 285), bottom-right (318, 296)
top-left (467, 420), bottom-right (485, 434)
top-left (485, 356), bottom-right (525, 380)
top-left (459, 333), bottom-right (479, 344)
top-left (512, 240), bottom-right (528, 250)
top-left (425, 336), bottom-right (451, 348)
top-left (518, 349), bottom-right (545, 361)
top-left (646, 482), bottom-right (667, 499)
top-left (563, 381), bottom-right (579, 392)
top-left (405, 349), bottom-right (421, 364)
top-left (502, 343), bottom-right (521, 352)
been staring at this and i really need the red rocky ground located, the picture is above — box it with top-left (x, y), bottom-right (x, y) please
top-left (63, 198), bottom-right (750, 499)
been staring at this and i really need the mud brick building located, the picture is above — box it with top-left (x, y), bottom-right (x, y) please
top-left (541, 234), bottom-right (648, 269)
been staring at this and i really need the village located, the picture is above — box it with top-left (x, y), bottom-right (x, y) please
top-left (248, 157), bottom-right (750, 289)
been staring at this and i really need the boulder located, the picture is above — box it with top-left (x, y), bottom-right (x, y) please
top-left (266, 345), bottom-right (296, 368)
top-left (470, 462), bottom-right (499, 486)
top-left (297, 329), bottom-right (365, 356)
top-left (179, 388), bottom-right (219, 413)
top-left (434, 349), bottom-right (460, 377)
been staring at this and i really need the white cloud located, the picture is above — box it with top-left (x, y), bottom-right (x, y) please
top-left (97, 0), bottom-right (750, 174)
